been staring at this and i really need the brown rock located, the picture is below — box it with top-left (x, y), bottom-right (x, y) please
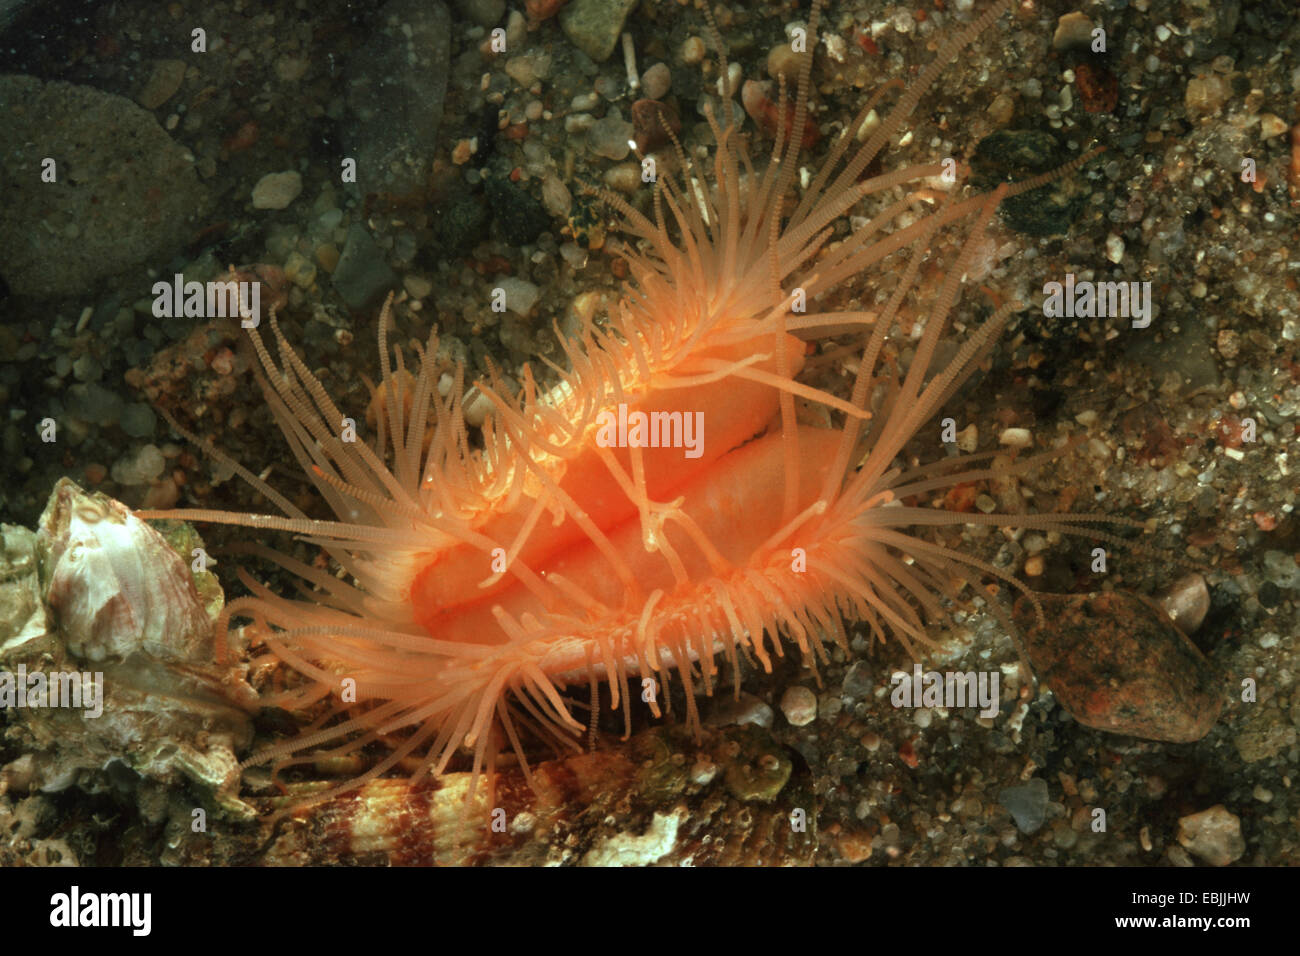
top-left (1013, 591), bottom-right (1223, 743)
top-left (631, 98), bottom-right (680, 154)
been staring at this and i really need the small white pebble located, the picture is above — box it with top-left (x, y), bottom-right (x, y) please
top-left (998, 427), bottom-right (1033, 449)
top-left (1105, 234), bottom-right (1125, 264)
top-left (780, 686), bottom-right (818, 727)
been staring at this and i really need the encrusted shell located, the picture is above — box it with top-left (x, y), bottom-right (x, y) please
top-left (176, 725), bottom-right (815, 866)
top-left (1, 479), bottom-right (256, 824)
top-left (38, 477), bottom-right (214, 663)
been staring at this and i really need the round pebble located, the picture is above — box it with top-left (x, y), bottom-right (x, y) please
top-left (641, 62), bottom-right (671, 100)
top-left (681, 36), bottom-right (706, 65)
top-left (119, 403), bottom-right (156, 438)
top-left (403, 275), bottom-right (433, 299)
top-left (111, 444), bottom-right (166, 486)
top-left (602, 163), bottom-right (640, 194)
top-left (780, 685), bottom-right (818, 726)
top-left (252, 171), bottom-right (303, 210)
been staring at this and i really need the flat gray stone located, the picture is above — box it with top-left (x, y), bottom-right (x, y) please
top-left (0, 75), bottom-right (209, 297)
top-left (332, 224), bottom-right (396, 311)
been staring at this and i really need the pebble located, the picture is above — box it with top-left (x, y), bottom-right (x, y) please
top-left (315, 243), bottom-right (340, 273)
top-left (1259, 113), bottom-right (1288, 140)
top-left (403, 275), bottom-right (434, 300)
top-left (1157, 572), bottom-right (1210, 633)
top-left (640, 62), bottom-right (671, 101)
top-left (715, 63), bottom-right (742, 98)
top-left (496, 277), bottom-right (540, 315)
top-left (72, 354), bottom-right (101, 382)
top-left (559, 0), bottom-right (639, 63)
top-left (706, 691), bottom-right (774, 729)
top-left (1105, 234), bottom-right (1125, 264)
top-left (780, 685), bottom-right (818, 726)
top-left (1051, 11), bottom-right (1094, 51)
top-left (631, 98), bottom-right (680, 153)
top-left (998, 777), bottom-right (1049, 834)
top-left (540, 174), bottom-right (573, 218)
top-left (332, 223), bottom-right (396, 310)
top-left (842, 660), bottom-right (873, 700)
top-left (1261, 550), bottom-right (1300, 590)
top-left (586, 110), bottom-right (634, 160)
top-left (766, 44), bottom-right (809, 86)
top-left (0, 75), bottom-right (209, 297)
top-left (564, 112), bottom-right (595, 134)
top-left (998, 427), bottom-right (1032, 448)
top-left (986, 93), bottom-right (1014, 127)
top-left (505, 52), bottom-right (552, 87)
top-left (111, 444), bottom-right (166, 486)
top-left (136, 59), bottom-right (186, 110)
top-left (602, 163), bottom-right (640, 194)
top-left (118, 403), bottom-right (156, 439)
top-left (1185, 74), bottom-right (1230, 114)
top-left (681, 36), bottom-right (706, 65)
top-left (274, 56), bottom-right (309, 83)
top-left (251, 171), bottom-right (303, 210)
top-left (283, 251), bottom-right (316, 289)
top-left (65, 383), bottom-right (123, 427)
top-left (1176, 805), bottom-right (1245, 866)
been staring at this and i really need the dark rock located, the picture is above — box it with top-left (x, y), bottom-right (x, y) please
top-left (430, 192), bottom-right (490, 253)
top-left (332, 224), bottom-right (396, 311)
top-left (485, 176), bottom-right (550, 245)
top-left (972, 130), bottom-right (1088, 236)
top-left (631, 98), bottom-right (681, 153)
top-left (0, 75), bottom-right (210, 297)
top-left (344, 0), bottom-right (452, 194)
